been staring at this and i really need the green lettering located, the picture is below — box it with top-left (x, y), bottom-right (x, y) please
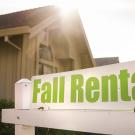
top-left (32, 79), bottom-right (41, 103)
top-left (86, 77), bottom-right (99, 102)
top-left (71, 74), bottom-right (84, 103)
top-left (131, 73), bottom-right (135, 100)
top-left (53, 77), bottom-right (58, 103)
top-left (119, 69), bottom-right (131, 101)
top-left (102, 75), bottom-right (118, 102)
top-left (41, 82), bottom-right (51, 103)
top-left (59, 77), bottom-right (65, 103)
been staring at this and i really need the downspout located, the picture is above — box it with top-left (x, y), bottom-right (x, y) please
top-left (4, 36), bottom-right (21, 51)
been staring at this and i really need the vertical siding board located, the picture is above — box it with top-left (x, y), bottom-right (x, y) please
top-left (0, 41), bottom-right (6, 99)
top-left (0, 39), bottom-right (19, 101)
top-left (5, 43), bottom-right (10, 100)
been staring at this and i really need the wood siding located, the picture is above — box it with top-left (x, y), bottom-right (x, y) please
top-left (0, 39), bottom-right (19, 100)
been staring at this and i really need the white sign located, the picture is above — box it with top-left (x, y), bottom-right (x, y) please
top-left (31, 61), bottom-right (135, 110)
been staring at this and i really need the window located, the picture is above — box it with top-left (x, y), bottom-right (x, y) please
top-left (38, 44), bottom-right (57, 75)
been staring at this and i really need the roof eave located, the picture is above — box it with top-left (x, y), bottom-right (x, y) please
top-left (0, 26), bottom-right (31, 37)
top-left (77, 13), bottom-right (96, 67)
top-left (29, 14), bottom-right (59, 38)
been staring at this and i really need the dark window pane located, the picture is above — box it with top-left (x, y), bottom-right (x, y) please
top-left (39, 45), bottom-right (53, 61)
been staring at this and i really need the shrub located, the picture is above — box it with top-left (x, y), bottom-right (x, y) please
top-left (0, 99), bottom-right (14, 135)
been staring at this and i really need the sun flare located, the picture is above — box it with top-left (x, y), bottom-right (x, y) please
top-left (53, 0), bottom-right (79, 15)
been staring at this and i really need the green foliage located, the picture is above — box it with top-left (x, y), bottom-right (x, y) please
top-left (35, 128), bottom-right (106, 135)
top-left (0, 99), bottom-right (14, 135)
top-left (0, 99), bottom-right (14, 109)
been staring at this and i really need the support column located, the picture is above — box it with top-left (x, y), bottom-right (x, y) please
top-left (21, 34), bottom-right (29, 78)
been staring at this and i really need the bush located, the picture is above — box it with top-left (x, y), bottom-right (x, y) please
top-left (0, 99), bottom-right (14, 135)
top-left (35, 128), bottom-right (106, 135)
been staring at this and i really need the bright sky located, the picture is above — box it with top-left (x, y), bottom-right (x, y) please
top-left (0, 0), bottom-right (135, 62)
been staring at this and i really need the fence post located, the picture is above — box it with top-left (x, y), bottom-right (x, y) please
top-left (15, 79), bottom-right (35, 135)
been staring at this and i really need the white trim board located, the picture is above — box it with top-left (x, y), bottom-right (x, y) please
top-left (2, 109), bottom-right (135, 135)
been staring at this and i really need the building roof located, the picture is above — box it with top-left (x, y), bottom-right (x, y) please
top-left (95, 57), bottom-right (119, 66)
top-left (0, 6), bottom-right (59, 29)
top-left (0, 6), bottom-right (96, 67)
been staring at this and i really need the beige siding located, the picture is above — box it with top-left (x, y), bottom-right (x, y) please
top-left (0, 39), bottom-right (19, 100)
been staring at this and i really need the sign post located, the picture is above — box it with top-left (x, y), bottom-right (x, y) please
top-left (15, 79), bottom-right (35, 135)
top-left (2, 61), bottom-right (135, 135)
